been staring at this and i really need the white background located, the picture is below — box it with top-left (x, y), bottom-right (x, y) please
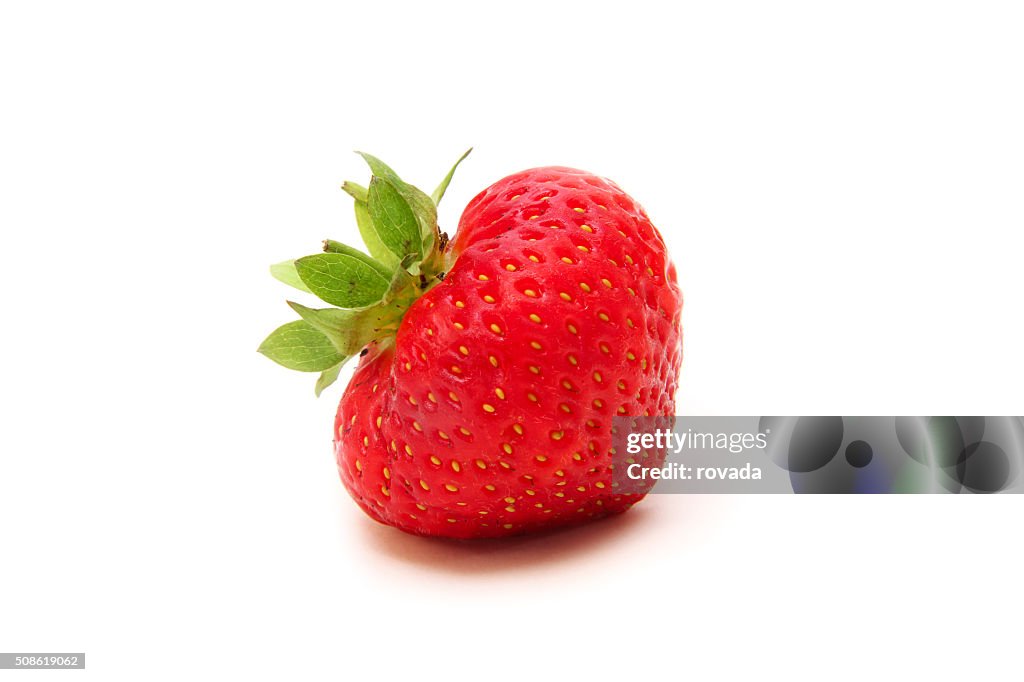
top-left (2, 1), bottom-right (1022, 680)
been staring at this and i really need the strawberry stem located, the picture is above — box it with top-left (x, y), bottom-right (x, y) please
top-left (259, 150), bottom-right (472, 395)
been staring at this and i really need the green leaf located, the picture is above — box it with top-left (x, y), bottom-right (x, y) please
top-left (322, 239), bottom-right (391, 279)
top-left (342, 177), bottom-right (400, 268)
top-left (367, 176), bottom-right (422, 260)
top-left (315, 361), bottom-right (345, 397)
top-left (354, 152), bottom-right (404, 185)
top-left (341, 181), bottom-right (368, 203)
top-left (356, 152), bottom-right (439, 257)
top-left (258, 320), bottom-right (346, 372)
top-left (295, 252), bottom-right (390, 308)
top-left (287, 301), bottom-right (394, 356)
top-left (269, 260), bottom-right (312, 293)
top-left (353, 198), bottom-right (399, 269)
top-left (431, 148), bottom-right (472, 205)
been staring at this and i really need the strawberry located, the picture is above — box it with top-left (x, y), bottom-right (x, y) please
top-left (260, 152), bottom-right (682, 538)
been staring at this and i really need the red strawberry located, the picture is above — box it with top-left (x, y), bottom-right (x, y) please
top-left (260, 152), bottom-right (682, 538)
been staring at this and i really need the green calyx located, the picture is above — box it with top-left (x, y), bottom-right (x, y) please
top-left (258, 149), bottom-right (472, 396)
